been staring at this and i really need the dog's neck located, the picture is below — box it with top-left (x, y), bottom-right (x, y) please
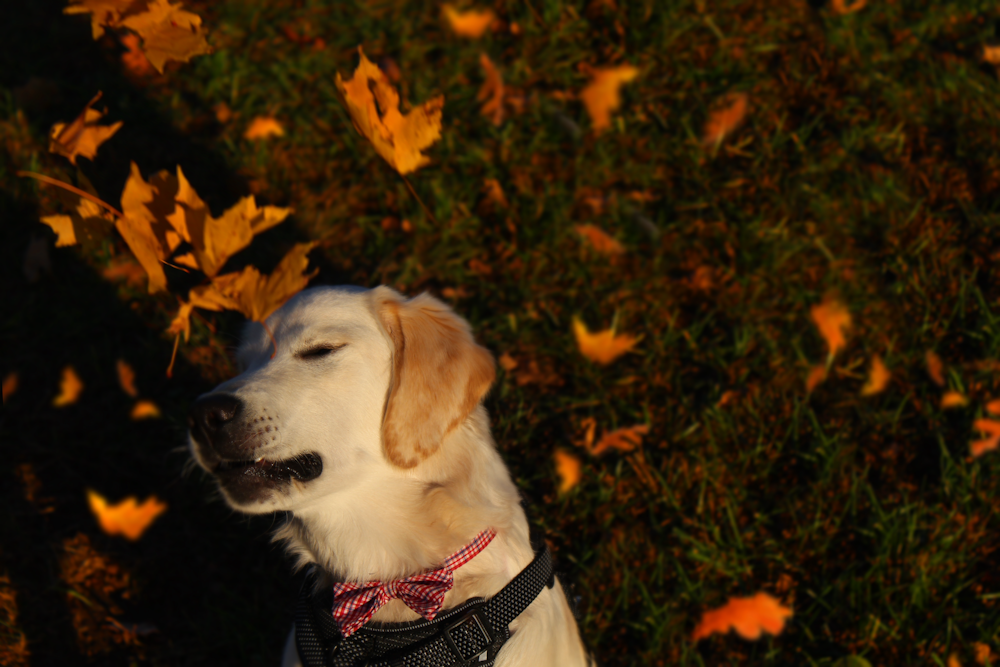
top-left (273, 407), bottom-right (535, 620)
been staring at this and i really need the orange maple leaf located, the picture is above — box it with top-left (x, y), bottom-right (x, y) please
top-left (442, 4), bottom-right (495, 38)
top-left (591, 424), bottom-right (649, 456)
top-left (116, 359), bottom-right (138, 398)
top-left (580, 65), bottom-right (639, 134)
top-left (810, 296), bottom-right (851, 361)
top-left (87, 489), bottom-right (167, 540)
top-left (211, 242), bottom-right (318, 323)
top-left (244, 116), bottom-right (285, 140)
top-left (860, 354), bottom-right (891, 396)
top-left (335, 46), bottom-right (444, 175)
top-left (702, 92), bottom-right (749, 148)
top-left (573, 317), bottom-right (641, 365)
top-left (478, 53), bottom-right (504, 126)
top-left (119, 0), bottom-right (212, 73)
top-left (971, 419), bottom-right (1000, 458)
top-left (554, 450), bottom-right (582, 493)
top-left (575, 224), bottom-right (625, 255)
top-left (40, 196), bottom-right (115, 249)
top-left (692, 592), bottom-right (793, 642)
top-left (48, 92), bottom-right (122, 165)
top-left (53, 366), bottom-right (84, 407)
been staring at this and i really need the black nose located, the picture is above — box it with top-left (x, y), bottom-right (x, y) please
top-left (189, 394), bottom-right (243, 455)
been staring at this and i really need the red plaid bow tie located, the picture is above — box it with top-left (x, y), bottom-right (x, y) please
top-left (331, 529), bottom-right (496, 637)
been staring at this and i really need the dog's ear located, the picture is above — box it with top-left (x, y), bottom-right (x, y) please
top-left (371, 286), bottom-right (496, 469)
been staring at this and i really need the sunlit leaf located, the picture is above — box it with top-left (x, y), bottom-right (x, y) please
top-left (553, 450), bottom-right (582, 494)
top-left (702, 92), bottom-right (749, 148)
top-left (116, 359), bottom-right (138, 398)
top-left (130, 399), bottom-right (162, 420)
top-left (806, 364), bottom-right (827, 392)
top-left (590, 424), bottom-right (649, 456)
top-left (580, 65), bottom-right (639, 135)
top-left (971, 419), bottom-right (1000, 458)
top-left (48, 92), bottom-right (122, 165)
top-left (244, 116), bottom-right (285, 140)
top-left (575, 224), bottom-right (624, 255)
top-left (940, 391), bottom-right (968, 409)
top-left (860, 354), bottom-right (890, 396)
top-left (830, 0), bottom-right (866, 14)
top-left (441, 4), bottom-right (495, 38)
top-left (119, 0), bottom-right (212, 73)
top-left (53, 365), bottom-right (84, 407)
top-left (925, 350), bottom-right (945, 386)
top-left (573, 317), bottom-right (640, 365)
top-left (64, 0), bottom-right (135, 39)
top-left (87, 489), bottom-right (167, 540)
top-left (692, 592), bottom-right (793, 642)
top-left (810, 296), bottom-right (851, 361)
top-left (477, 53), bottom-right (504, 126)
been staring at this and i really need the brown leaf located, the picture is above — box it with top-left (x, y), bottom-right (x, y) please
top-left (497, 352), bottom-right (518, 371)
top-left (119, 0), bottom-right (212, 73)
top-left (702, 92), bottom-right (749, 148)
top-left (810, 296), bottom-right (851, 360)
top-left (244, 116), bottom-right (285, 140)
top-left (335, 46), bottom-right (444, 175)
top-left (442, 4), bottom-right (495, 38)
top-left (805, 364), bottom-right (827, 392)
top-left (985, 398), bottom-right (1000, 415)
top-left (574, 224), bottom-right (625, 255)
top-left (860, 354), bottom-right (890, 396)
top-left (101, 257), bottom-right (147, 287)
top-left (514, 359), bottom-right (563, 387)
top-left (48, 92), bottom-right (122, 165)
top-left (830, 0), bottom-right (866, 14)
top-left (482, 178), bottom-right (509, 210)
top-left (87, 490), bottom-right (167, 541)
top-left (130, 400), bottom-right (161, 420)
top-left (580, 65), bottom-right (639, 134)
top-left (477, 53), bottom-right (504, 126)
top-left (573, 317), bottom-right (641, 365)
top-left (63, 0), bottom-right (135, 38)
top-left (984, 45), bottom-right (1000, 66)
top-left (971, 419), bottom-right (1000, 458)
top-left (553, 450), bottom-right (582, 493)
top-left (940, 391), bottom-right (968, 409)
top-left (692, 592), bottom-right (793, 642)
top-left (590, 424), bottom-right (649, 456)
top-left (116, 359), bottom-right (138, 398)
top-left (926, 350), bottom-right (945, 386)
top-left (2, 372), bottom-right (18, 404)
top-left (53, 366), bottom-right (84, 407)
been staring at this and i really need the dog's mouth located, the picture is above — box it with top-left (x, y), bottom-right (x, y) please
top-left (212, 452), bottom-right (323, 484)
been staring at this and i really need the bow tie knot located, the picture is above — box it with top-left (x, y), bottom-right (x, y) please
top-left (330, 529), bottom-right (496, 637)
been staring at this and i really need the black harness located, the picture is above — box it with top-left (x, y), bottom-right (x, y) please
top-left (294, 538), bottom-right (556, 667)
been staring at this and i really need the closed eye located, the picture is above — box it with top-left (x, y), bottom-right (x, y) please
top-left (297, 344), bottom-right (346, 360)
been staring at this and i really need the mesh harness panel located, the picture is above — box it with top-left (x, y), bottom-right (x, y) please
top-left (294, 539), bottom-right (556, 667)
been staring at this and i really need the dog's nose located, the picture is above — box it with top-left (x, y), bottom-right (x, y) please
top-left (189, 394), bottom-right (243, 451)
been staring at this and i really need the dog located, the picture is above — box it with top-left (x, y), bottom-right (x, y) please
top-left (188, 285), bottom-right (589, 666)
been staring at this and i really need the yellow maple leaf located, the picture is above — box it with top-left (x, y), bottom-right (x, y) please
top-left (702, 92), bottom-right (749, 148)
top-left (48, 92), bottom-right (122, 165)
top-left (442, 4), bottom-right (495, 38)
top-left (119, 0), bottom-right (211, 73)
top-left (130, 399), bottom-right (162, 420)
top-left (64, 0), bottom-right (135, 38)
top-left (116, 359), bottom-right (138, 397)
top-left (244, 116), bottom-right (285, 140)
top-left (38, 195), bottom-right (116, 249)
top-left (87, 489), bottom-right (167, 540)
top-left (211, 242), bottom-right (319, 322)
top-left (575, 224), bottom-right (625, 255)
top-left (860, 354), bottom-right (891, 396)
top-left (477, 53), bottom-right (504, 126)
top-left (810, 296), bottom-right (851, 361)
top-left (692, 592), bottom-right (793, 642)
top-left (553, 450), bottom-right (582, 493)
top-left (335, 46), bottom-right (444, 175)
top-left (53, 365), bottom-right (84, 407)
top-left (580, 65), bottom-right (639, 135)
top-left (572, 316), bottom-right (641, 365)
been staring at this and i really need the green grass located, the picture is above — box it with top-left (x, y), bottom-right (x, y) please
top-left (3, 0), bottom-right (1000, 665)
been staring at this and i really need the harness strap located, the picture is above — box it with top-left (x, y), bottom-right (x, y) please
top-left (295, 540), bottom-right (555, 667)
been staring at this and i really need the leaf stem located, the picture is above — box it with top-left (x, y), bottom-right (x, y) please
top-left (400, 174), bottom-right (438, 226)
top-left (17, 171), bottom-right (124, 220)
top-left (166, 333), bottom-right (181, 378)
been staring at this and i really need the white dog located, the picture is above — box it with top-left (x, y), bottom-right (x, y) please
top-left (188, 285), bottom-right (589, 667)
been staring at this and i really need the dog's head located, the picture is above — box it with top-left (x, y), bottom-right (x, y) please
top-left (187, 285), bottom-right (495, 513)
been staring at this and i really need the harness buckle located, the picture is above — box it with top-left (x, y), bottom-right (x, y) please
top-left (442, 603), bottom-right (498, 664)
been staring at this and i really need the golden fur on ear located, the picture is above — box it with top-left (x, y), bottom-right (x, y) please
top-left (371, 287), bottom-right (496, 469)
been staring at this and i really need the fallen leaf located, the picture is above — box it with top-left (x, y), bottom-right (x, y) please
top-left (692, 592), bottom-right (793, 642)
top-left (575, 224), bottom-right (625, 255)
top-left (39, 196), bottom-right (115, 249)
top-left (2, 372), bottom-right (18, 404)
top-left (23, 236), bottom-right (52, 283)
top-left (210, 242), bottom-right (318, 323)
top-left (591, 424), bottom-right (649, 456)
top-left (578, 417), bottom-right (597, 451)
top-left (974, 642), bottom-right (993, 666)
top-left (244, 116), bottom-right (285, 140)
top-left (120, 0), bottom-right (212, 72)
top-left (335, 46), bottom-right (444, 175)
top-left (130, 400), bottom-right (161, 420)
top-left (49, 92), bottom-right (122, 165)
top-left (806, 364), bottom-right (827, 392)
top-left (971, 419), bottom-right (1000, 458)
top-left (860, 354), bottom-right (890, 396)
top-left (87, 490), bottom-right (167, 540)
top-left (810, 296), bottom-right (851, 360)
top-left (213, 102), bottom-right (233, 124)
top-left (984, 45), bottom-right (1000, 66)
top-left (482, 178), bottom-right (509, 210)
top-left (926, 350), bottom-right (945, 386)
top-left (941, 392), bottom-right (968, 409)
top-left (830, 0), bottom-right (866, 14)
top-left (580, 65), bottom-right (639, 134)
top-left (53, 365), bottom-right (84, 407)
top-left (554, 450), bottom-right (582, 493)
top-left (64, 0), bottom-right (135, 38)
top-left (498, 352), bottom-right (518, 371)
top-left (985, 398), bottom-right (1000, 415)
top-left (702, 92), bottom-right (749, 148)
top-left (168, 281), bottom-right (241, 342)
top-left (116, 359), bottom-right (138, 397)
top-left (442, 4), bottom-right (495, 38)
top-left (514, 359), bottom-right (564, 387)
top-left (573, 317), bottom-right (641, 365)
top-left (120, 33), bottom-right (156, 79)
top-left (477, 53), bottom-right (504, 126)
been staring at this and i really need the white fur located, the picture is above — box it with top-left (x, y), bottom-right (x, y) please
top-left (191, 286), bottom-right (588, 666)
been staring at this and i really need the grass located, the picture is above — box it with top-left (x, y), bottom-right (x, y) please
top-left (3, 0), bottom-right (1000, 665)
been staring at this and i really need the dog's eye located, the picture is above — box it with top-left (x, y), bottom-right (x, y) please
top-left (297, 344), bottom-right (346, 360)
